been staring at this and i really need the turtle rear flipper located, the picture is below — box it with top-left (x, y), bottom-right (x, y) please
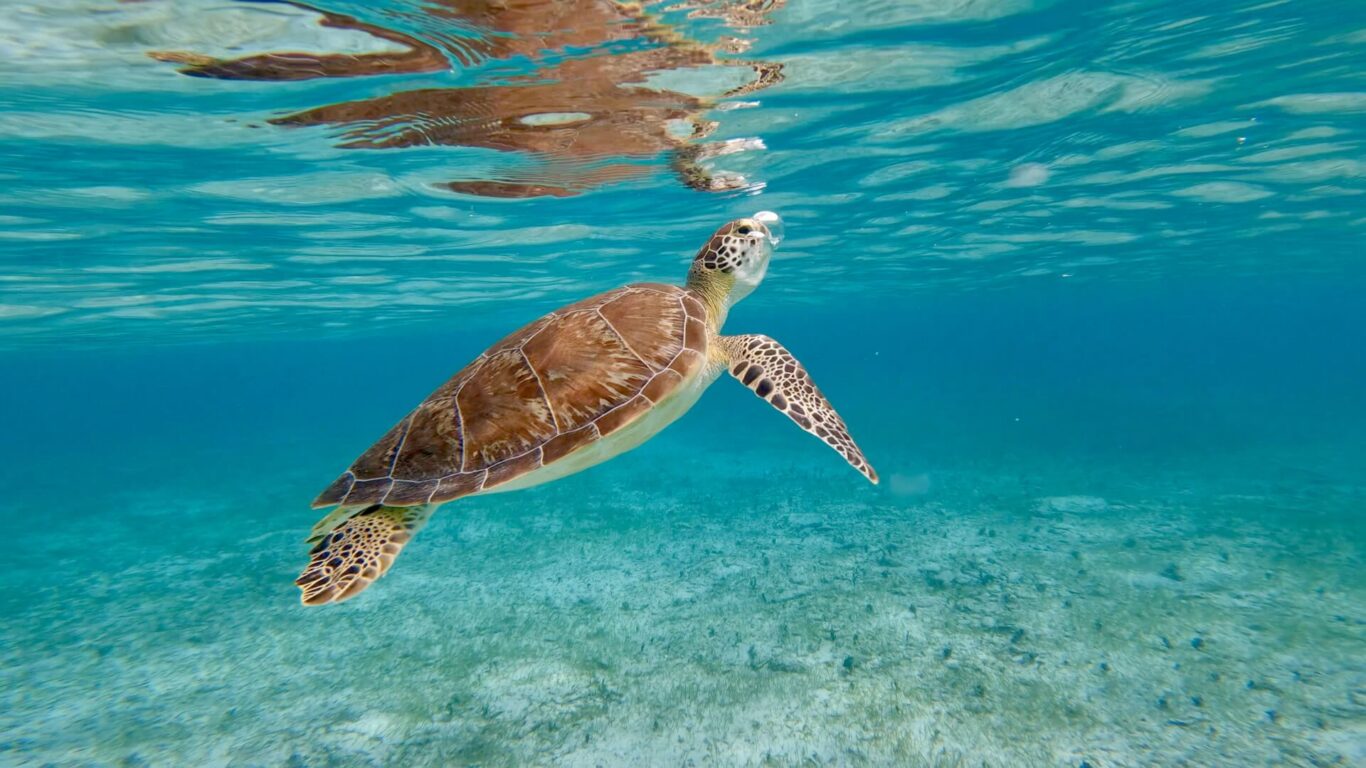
top-left (295, 504), bottom-right (434, 606)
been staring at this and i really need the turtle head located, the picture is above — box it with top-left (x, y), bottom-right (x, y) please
top-left (686, 211), bottom-right (783, 314)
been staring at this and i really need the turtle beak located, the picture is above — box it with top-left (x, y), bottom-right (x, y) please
top-left (753, 210), bottom-right (784, 247)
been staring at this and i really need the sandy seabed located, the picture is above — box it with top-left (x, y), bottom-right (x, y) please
top-left (3, 447), bottom-right (1362, 767)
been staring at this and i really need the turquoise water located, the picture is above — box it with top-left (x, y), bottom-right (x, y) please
top-left (3, 0), bottom-right (1365, 765)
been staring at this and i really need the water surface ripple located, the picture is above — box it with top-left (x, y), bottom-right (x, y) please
top-left (1, 0), bottom-right (1362, 346)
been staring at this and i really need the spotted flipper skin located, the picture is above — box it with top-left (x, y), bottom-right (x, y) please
top-left (722, 334), bottom-right (878, 484)
top-left (295, 505), bottom-right (434, 605)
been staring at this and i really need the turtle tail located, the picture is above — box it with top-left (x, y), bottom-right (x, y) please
top-left (295, 504), bottom-right (434, 606)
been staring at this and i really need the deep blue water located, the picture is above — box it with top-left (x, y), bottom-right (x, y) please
top-left (2, 1), bottom-right (1364, 765)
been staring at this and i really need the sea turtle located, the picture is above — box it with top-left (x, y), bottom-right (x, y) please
top-left (297, 212), bottom-right (877, 605)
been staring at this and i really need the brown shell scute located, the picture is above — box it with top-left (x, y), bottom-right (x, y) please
top-left (350, 418), bottom-right (411, 480)
top-left (456, 349), bottom-right (558, 471)
top-left (392, 400), bottom-right (462, 480)
top-left (597, 289), bottom-right (684, 372)
top-left (313, 284), bottom-right (709, 509)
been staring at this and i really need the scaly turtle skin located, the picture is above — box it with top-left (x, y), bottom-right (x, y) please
top-left (297, 212), bottom-right (876, 605)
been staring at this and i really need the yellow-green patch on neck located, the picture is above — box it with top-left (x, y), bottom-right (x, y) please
top-left (686, 266), bottom-right (735, 330)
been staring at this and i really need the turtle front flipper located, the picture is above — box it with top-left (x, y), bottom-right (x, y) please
top-left (295, 504), bottom-right (434, 606)
top-left (721, 334), bottom-right (878, 484)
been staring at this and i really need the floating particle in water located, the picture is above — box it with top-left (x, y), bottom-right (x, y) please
top-left (889, 472), bottom-right (931, 497)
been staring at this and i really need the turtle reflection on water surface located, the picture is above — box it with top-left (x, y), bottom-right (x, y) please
top-left (297, 212), bottom-right (878, 606)
top-left (152, 0), bottom-right (785, 197)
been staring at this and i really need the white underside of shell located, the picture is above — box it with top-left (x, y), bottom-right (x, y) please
top-left (482, 361), bottom-right (724, 495)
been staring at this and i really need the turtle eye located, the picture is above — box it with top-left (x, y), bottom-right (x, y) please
top-left (736, 225), bottom-right (753, 235)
